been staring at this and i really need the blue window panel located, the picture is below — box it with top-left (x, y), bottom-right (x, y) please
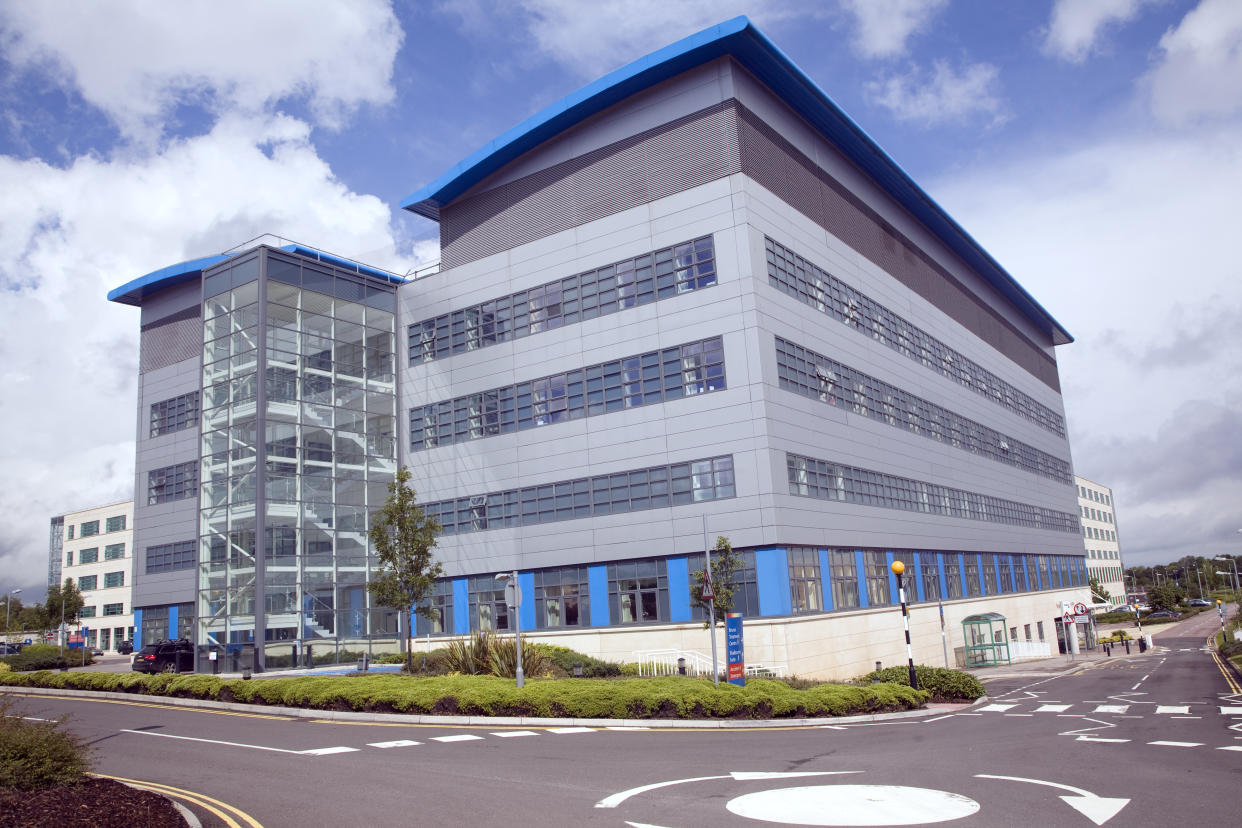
top-left (518, 572), bottom-right (536, 631)
top-left (818, 549), bottom-right (833, 611)
top-left (452, 578), bottom-right (469, 635)
top-left (958, 553), bottom-right (969, 597)
top-left (667, 557), bottom-right (691, 622)
top-left (1030, 556), bottom-right (1041, 590)
top-left (913, 551), bottom-right (925, 602)
top-left (168, 605), bottom-right (178, 639)
top-left (886, 551), bottom-right (899, 601)
top-left (133, 608), bottom-right (143, 649)
top-left (589, 565), bottom-right (609, 627)
top-left (977, 554), bottom-right (987, 595)
top-left (1008, 556), bottom-right (1017, 592)
top-left (855, 549), bottom-right (869, 609)
top-left (755, 547), bottom-right (791, 617)
top-left (937, 554), bottom-right (949, 601)
top-left (349, 588), bottom-right (365, 636)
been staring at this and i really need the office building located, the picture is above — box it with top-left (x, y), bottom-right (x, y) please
top-left (109, 19), bottom-right (1088, 678)
top-left (59, 501), bottom-right (134, 652)
top-left (1075, 476), bottom-right (1126, 609)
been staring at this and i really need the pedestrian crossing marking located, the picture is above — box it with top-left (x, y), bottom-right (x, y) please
top-left (491, 730), bottom-right (538, 737)
top-left (1156, 706), bottom-right (1190, 714)
top-left (546, 726), bottom-right (596, 734)
top-left (432, 734), bottom-right (484, 743)
top-left (1035, 704), bottom-right (1071, 713)
top-left (977, 704), bottom-right (1016, 712)
top-left (1092, 705), bottom-right (1129, 714)
top-left (1220, 707), bottom-right (1242, 715)
top-left (368, 739), bottom-right (421, 748)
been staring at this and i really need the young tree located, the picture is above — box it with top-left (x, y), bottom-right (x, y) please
top-left (367, 466), bottom-right (443, 674)
top-left (690, 535), bottom-right (743, 628)
top-left (46, 579), bottom-right (85, 635)
top-left (1148, 583), bottom-right (1186, 612)
top-left (1089, 577), bottom-right (1111, 605)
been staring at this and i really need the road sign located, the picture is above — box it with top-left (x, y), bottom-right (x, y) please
top-left (1073, 602), bottom-right (1088, 615)
top-left (726, 613), bottom-right (744, 686)
top-left (1062, 613), bottom-right (1074, 625)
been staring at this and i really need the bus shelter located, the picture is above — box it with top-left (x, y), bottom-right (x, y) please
top-left (961, 612), bottom-right (1011, 667)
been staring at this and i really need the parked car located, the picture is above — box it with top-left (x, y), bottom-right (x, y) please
top-left (131, 639), bottom-right (194, 673)
top-left (1188, 599), bottom-right (1212, 607)
top-left (91, 647), bottom-right (104, 656)
top-left (0, 642), bottom-right (23, 656)
top-left (117, 640), bottom-right (134, 655)
top-left (1144, 610), bottom-right (1180, 620)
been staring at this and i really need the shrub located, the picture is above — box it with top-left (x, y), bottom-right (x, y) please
top-left (489, 636), bottom-right (547, 679)
top-left (1, 644), bottom-right (93, 672)
top-left (0, 696), bottom-right (92, 790)
top-left (0, 663), bottom-right (10, 674)
top-left (445, 631), bottom-right (494, 675)
top-left (535, 645), bottom-right (623, 678)
top-left (858, 665), bottom-right (985, 701)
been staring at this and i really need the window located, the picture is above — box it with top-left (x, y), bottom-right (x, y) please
top-left (468, 575), bottom-right (510, 632)
top-left (106, 515), bottom-right (126, 532)
top-left (103, 603), bottom-right (124, 617)
top-left (80, 520), bottom-right (99, 537)
top-left (1023, 623), bottom-right (1032, 641)
top-left (943, 555), bottom-right (962, 599)
top-left (65, 549), bottom-right (72, 566)
top-left (78, 575), bottom-right (97, 591)
top-left (919, 553), bottom-right (941, 602)
top-left (79, 606), bottom-right (96, 618)
top-left (409, 237), bottom-right (716, 364)
top-left (830, 550), bottom-right (859, 610)
top-left (146, 540), bottom-right (196, 574)
top-left (104, 571), bottom-right (124, 588)
top-left (863, 551), bottom-right (891, 605)
top-left (67, 525), bottom-right (74, 540)
top-left (148, 461), bottom-right (197, 505)
top-left (1036, 621), bottom-right (1045, 641)
top-left (609, 559), bottom-right (669, 624)
top-left (415, 581), bottom-right (454, 635)
top-left (964, 556), bottom-right (981, 596)
top-left (150, 391), bottom-right (200, 437)
top-left (104, 543), bottom-right (125, 560)
top-left (78, 547), bottom-right (98, 564)
top-left (534, 566), bottom-right (590, 629)
top-left (141, 606), bottom-right (170, 643)
top-left (788, 548), bottom-right (822, 614)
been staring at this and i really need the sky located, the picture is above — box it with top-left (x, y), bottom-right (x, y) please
top-left (2, 0), bottom-right (1240, 603)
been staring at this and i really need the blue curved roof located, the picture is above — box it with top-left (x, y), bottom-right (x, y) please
top-left (401, 16), bottom-right (1072, 345)
top-left (108, 245), bottom-right (405, 306)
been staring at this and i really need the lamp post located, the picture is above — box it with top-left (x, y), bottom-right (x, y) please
top-left (1214, 555), bottom-right (1239, 594)
top-left (495, 571), bottom-right (523, 689)
top-left (4, 587), bottom-right (20, 641)
top-left (891, 560), bottom-right (918, 690)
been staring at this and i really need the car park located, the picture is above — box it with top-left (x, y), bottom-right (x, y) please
top-left (131, 638), bottom-right (194, 673)
top-left (1144, 610), bottom-right (1180, 620)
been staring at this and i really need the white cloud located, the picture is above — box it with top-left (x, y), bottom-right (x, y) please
top-left (866, 60), bottom-right (1007, 126)
top-left (1146, 0), bottom-right (1242, 124)
top-left (839, 0), bottom-right (947, 59)
top-left (929, 121), bottom-right (1242, 564)
top-left (0, 0), bottom-right (401, 143)
top-left (1043, 0), bottom-right (1160, 63)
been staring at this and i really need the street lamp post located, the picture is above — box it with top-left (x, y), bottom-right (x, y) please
top-left (4, 588), bottom-right (20, 641)
top-left (495, 571), bottom-right (524, 689)
top-left (1213, 555), bottom-right (1239, 594)
top-left (890, 560), bottom-right (918, 690)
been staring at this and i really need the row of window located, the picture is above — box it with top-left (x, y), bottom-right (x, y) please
top-left (787, 453), bottom-right (1081, 534)
top-left (151, 391), bottom-right (200, 438)
top-left (424, 456), bottom-right (735, 535)
top-left (1088, 549), bottom-right (1120, 560)
top-left (77, 603), bottom-right (126, 619)
top-left (1084, 526), bottom-right (1116, 542)
top-left (65, 515), bottom-right (126, 540)
top-left (408, 236), bottom-right (717, 364)
top-left (148, 461), bottom-right (198, 505)
top-left (1079, 485), bottom-right (1112, 505)
top-left (415, 547), bottom-right (1087, 634)
top-left (1090, 566), bottom-right (1123, 584)
top-left (765, 237), bottom-right (1065, 437)
top-left (409, 336), bottom-right (726, 450)
top-left (1081, 504), bottom-right (1113, 523)
top-left (65, 544), bottom-right (126, 566)
top-left (775, 337), bottom-right (1072, 483)
top-left (77, 572), bottom-right (125, 591)
top-left (146, 540), bottom-right (197, 574)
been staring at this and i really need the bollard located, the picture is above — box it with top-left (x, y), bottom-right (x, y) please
top-left (677, 657), bottom-right (686, 676)
top-left (574, 663), bottom-right (583, 678)
top-left (292, 644), bottom-right (298, 668)
top-left (1124, 640), bottom-right (1131, 654)
top-left (1138, 637), bottom-right (1147, 653)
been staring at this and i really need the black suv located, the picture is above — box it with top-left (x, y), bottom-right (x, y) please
top-left (117, 640), bottom-right (134, 655)
top-left (132, 639), bottom-right (193, 673)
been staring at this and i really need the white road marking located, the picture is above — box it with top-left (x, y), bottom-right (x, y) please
top-left (1148, 741), bottom-right (1202, 747)
top-left (1076, 736), bottom-right (1130, 743)
top-left (121, 729), bottom-right (355, 756)
top-left (726, 785), bottom-right (979, 826)
top-left (546, 726), bottom-right (595, 734)
top-left (367, 739), bottom-right (422, 748)
top-left (1005, 713), bottom-right (1034, 717)
top-left (976, 775), bottom-right (1129, 825)
top-left (1156, 706), bottom-right (1190, 714)
top-left (1130, 683), bottom-right (1142, 690)
top-left (1220, 707), bottom-right (1242, 715)
top-left (301, 746), bottom-right (359, 756)
top-left (1171, 716), bottom-right (1201, 720)
top-left (977, 703), bottom-right (1016, 712)
top-left (1036, 704), bottom-right (1071, 713)
top-left (921, 715), bottom-right (955, 723)
top-left (1217, 746), bottom-right (1242, 752)
top-left (606, 726), bottom-right (649, 731)
top-left (596, 771), bottom-right (858, 809)
top-left (491, 730), bottom-right (538, 737)
top-left (1093, 705), bottom-right (1129, 714)
top-left (1141, 675), bottom-right (1150, 681)
top-left (431, 734), bottom-right (484, 743)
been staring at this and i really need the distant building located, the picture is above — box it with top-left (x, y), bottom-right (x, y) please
top-left (1075, 476), bottom-right (1126, 608)
top-left (60, 501), bottom-right (135, 652)
top-left (48, 515), bottom-right (64, 589)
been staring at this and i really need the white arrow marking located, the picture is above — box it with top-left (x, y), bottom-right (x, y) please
top-left (595, 771), bottom-right (860, 808)
top-left (1059, 718), bottom-right (1117, 736)
top-left (976, 775), bottom-right (1129, 825)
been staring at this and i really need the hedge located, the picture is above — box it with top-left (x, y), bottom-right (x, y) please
top-left (858, 665), bottom-right (985, 701)
top-left (0, 671), bottom-right (927, 720)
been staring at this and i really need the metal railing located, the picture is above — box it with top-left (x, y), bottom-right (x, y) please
top-left (632, 648), bottom-right (787, 678)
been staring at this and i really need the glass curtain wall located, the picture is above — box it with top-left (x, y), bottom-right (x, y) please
top-left (198, 248), bottom-right (398, 671)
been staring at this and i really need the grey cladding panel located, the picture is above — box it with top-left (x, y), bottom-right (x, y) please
top-left (140, 306), bottom-right (201, 374)
top-left (735, 104), bottom-right (1060, 392)
top-left (441, 102), bottom-right (742, 268)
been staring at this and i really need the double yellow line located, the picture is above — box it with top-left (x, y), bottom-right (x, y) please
top-left (1206, 634), bottom-right (1242, 695)
top-left (90, 773), bottom-right (263, 828)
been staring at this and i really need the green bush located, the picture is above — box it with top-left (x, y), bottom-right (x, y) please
top-left (0, 696), bottom-right (92, 790)
top-left (489, 637), bottom-right (548, 679)
top-left (444, 631), bottom-right (494, 675)
top-left (858, 665), bottom-right (985, 701)
top-left (535, 645), bottom-right (623, 678)
top-left (1, 644), bottom-right (93, 672)
top-left (0, 663), bottom-right (10, 674)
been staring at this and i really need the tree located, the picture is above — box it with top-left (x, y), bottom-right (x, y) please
top-left (1148, 583), bottom-right (1186, 612)
top-left (367, 466), bottom-right (443, 674)
top-left (17, 604), bottom-right (50, 635)
top-left (46, 579), bottom-right (85, 637)
top-left (689, 535), bottom-right (743, 628)
top-left (1, 595), bottom-right (23, 631)
top-left (1089, 577), bottom-right (1111, 605)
